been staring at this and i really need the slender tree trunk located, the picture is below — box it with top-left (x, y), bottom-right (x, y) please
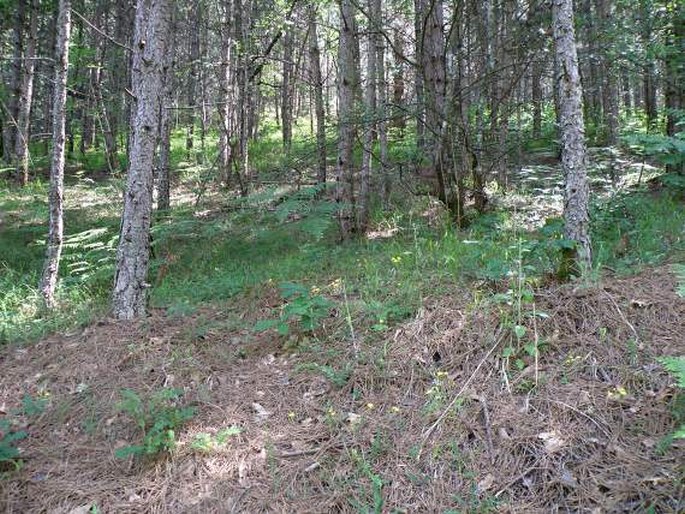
top-left (218, 0), bottom-right (234, 184)
top-left (414, 0), bottom-right (425, 150)
top-left (418, 0), bottom-right (447, 208)
top-left (336, 0), bottom-right (360, 239)
top-left (112, 0), bottom-right (171, 320)
top-left (553, 0), bottom-right (592, 274)
top-left (374, 0), bottom-right (389, 203)
top-left (157, 8), bottom-right (175, 211)
top-left (3, 1), bottom-right (26, 164)
top-left (308, 4), bottom-right (326, 184)
top-left (282, 27), bottom-right (294, 150)
top-left (531, 59), bottom-right (543, 139)
top-left (595, 0), bottom-right (619, 146)
top-left (391, 29), bottom-right (405, 132)
top-left (40, 0), bottom-right (71, 308)
top-left (358, 0), bottom-right (378, 234)
top-left (15, 0), bottom-right (38, 186)
top-left (185, 1), bottom-right (201, 160)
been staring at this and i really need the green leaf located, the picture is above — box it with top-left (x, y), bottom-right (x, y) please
top-left (254, 319), bottom-right (279, 332)
top-left (276, 322), bottom-right (290, 336)
top-left (513, 325), bottom-right (527, 339)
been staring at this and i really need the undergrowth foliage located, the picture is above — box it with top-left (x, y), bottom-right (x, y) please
top-left (115, 388), bottom-right (195, 459)
top-left (254, 282), bottom-right (333, 337)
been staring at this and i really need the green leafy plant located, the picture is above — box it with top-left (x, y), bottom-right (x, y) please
top-left (255, 282), bottom-right (333, 336)
top-left (115, 388), bottom-right (195, 459)
top-left (191, 426), bottom-right (242, 453)
top-left (0, 418), bottom-right (27, 468)
top-left (659, 356), bottom-right (685, 444)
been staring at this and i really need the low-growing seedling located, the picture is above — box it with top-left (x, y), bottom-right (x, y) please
top-left (0, 418), bottom-right (27, 470)
top-left (115, 388), bottom-right (195, 459)
top-left (658, 356), bottom-right (685, 448)
top-left (254, 282), bottom-right (333, 337)
top-left (297, 361), bottom-right (352, 388)
top-left (191, 426), bottom-right (242, 453)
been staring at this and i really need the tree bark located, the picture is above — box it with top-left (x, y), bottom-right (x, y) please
top-left (112, 0), bottom-right (171, 320)
top-left (218, 0), bottom-right (234, 185)
top-left (358, 0), bottom-right (378, 234)
top-left (308, 4), bottom-right (326, 184)
top-left (15, 0), bottom-right (38, 186)
top-left (336, 0), bottom-right (361, 239)
top-left (2, 0), bottom-right (26, 164)
top-left (374, 0), bottom-right (389, 204)
top-left (282, 26), bottom-right (294, 150)
top-left (553, 0), bottom-right (592, 274)
top-left (40, 0), bottom-right (72, 309)
top-left (157, 7), bottom-right (175, 211)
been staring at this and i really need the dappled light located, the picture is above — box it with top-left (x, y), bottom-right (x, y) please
top-left (1, 0), bottom-right (684, 511)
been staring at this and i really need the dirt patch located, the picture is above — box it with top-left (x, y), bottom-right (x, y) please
top-left (1, 268), bottom-right (683, 512)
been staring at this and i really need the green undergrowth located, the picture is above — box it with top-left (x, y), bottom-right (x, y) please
top-left (1, 155), bottom-right (683, 345)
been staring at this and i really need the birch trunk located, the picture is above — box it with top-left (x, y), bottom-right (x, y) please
top-left (112, 0), bottom-right (171, 320)
top-left (15, 0), bottom-right (38, 186)
top-left (552, 0), bottom-right (592, 274)
top-left (2, 0), bottom-right (25, 164)
top-left (40, 0), bottom-right (71, 308)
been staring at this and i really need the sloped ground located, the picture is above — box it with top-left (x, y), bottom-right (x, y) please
top-left (1, 265), bottom-right (683, 513)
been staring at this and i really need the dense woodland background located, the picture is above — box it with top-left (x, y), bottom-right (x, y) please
top-left (0, 0), bottom-right (684, 512)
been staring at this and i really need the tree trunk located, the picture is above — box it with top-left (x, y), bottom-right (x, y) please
top-left (531, 59), bottom-right (543, 139)
top-left (2, 0), bottom-right (26, 164)
top-left (374, 0), bottom-right (389, 203)
top-left (336, 0), bottom-right (361, 239)
top-left (553, 0), bottom-right (592, 274)
top-left (218, 0), bottom-right (233, 184)
top-left (418, 0), bottom-right (447, 209)
top-left (112, 0), bottom-right (171, 320)
top-left (185, 1), bottom-right (201, 160)
top-left (157, 7), bottom-right (175, 211)
top-left (413, 0), bottom-right (425, 150)
top-left (308, 4), bottom-right (326, 184)
top-left (15, 0), bottom-right (38, 186)
top-left (595, 0), bottom-right (619, 146)
top-left (40, 0), bottom-right (71, 309)
top-left (282, 27), bottom-right (294, 150)
top-left (391, 29), bottom-right (406, 131)
top-left (358, 0), bottom-right (378, 234)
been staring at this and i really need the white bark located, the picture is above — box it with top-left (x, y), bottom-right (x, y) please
top-left (15, 0), bottom-right (38, 186)
top-left (553, 0), bottom-right (592, 273)
top-left (40, 0), bottom-right (71, 308)
top-left (112, 0), bottom-right (171, 320)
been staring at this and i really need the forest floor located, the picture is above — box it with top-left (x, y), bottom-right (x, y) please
top-left (1, 148), bottom-right (684, 512)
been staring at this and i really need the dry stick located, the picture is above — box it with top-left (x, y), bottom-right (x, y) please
top-left (479, 396), bottom-right (495, 465)
top-left (419, 328), bottom-right (505, 456)
top-left (548, 399), bottom-right (612, 440)
top-left (602, 290), bottom-right (640, 343)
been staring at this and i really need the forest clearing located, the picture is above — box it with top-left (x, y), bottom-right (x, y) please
top-left (1, 0), bottom-right (684, 512)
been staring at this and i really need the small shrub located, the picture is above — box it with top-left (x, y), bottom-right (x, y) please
top-left (115, 388), bottom-right (195, 459)
top-left (254, 282), bottom-right (333, 336)
top-left (659, 356), bottom-right (685, 446)
top-left (0, 418), bottom-right (27, 469)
